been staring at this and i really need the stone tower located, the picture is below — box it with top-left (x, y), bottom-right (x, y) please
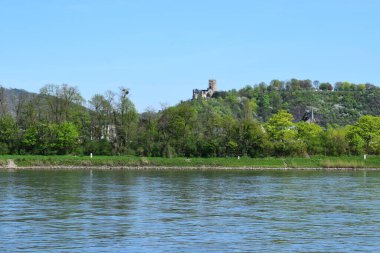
top-left (209, 79), bottom-right (217, 92)
top-left (192, 79), bottom-right (217, 99)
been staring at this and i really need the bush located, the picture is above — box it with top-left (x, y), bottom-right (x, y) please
top-left (0, 143), bottom-right (9, 155)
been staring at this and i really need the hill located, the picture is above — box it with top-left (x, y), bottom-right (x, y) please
top-left (0, 87), bottom-right (35, 117)
top-left (148, 79), bottom-right (380, 157)
top-left (210, 80), bottom-right (379, 126)
top-left (0, 80), bottom-right (379, 158)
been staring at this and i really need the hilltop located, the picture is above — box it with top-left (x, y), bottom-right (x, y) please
top-left (185, 79), bottom-right (380, 127)
top-left (0, 87), bottom-right (35, 117)
top-left (208, 79), bottom-right (380, 126)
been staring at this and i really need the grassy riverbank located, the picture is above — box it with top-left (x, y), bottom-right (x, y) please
top-left (0, 155), bottom-right (379, 169)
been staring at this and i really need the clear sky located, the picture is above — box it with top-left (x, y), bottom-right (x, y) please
top-left (1, 0), bottom-right (379, 112)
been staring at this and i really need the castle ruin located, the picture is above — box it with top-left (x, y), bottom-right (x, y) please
top-left (192, 79), bottom-right (217, 99)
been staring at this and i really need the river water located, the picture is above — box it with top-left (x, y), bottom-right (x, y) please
top-left (0, 169), bottom-right (380, 252)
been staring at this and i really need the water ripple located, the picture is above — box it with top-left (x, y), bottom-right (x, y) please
top-left (0, 170), bottom-right (380, 252)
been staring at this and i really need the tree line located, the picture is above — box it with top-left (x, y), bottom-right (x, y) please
top-left (0, 79), bottom-right (379, 157)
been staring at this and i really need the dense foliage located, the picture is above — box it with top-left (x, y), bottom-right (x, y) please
top-left (0, 79), bottom-right (379, 157)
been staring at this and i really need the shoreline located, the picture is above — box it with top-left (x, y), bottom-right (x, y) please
top-left (2, 165), bottom-right (380, 171)
top-left (1, 156), bottom-right (380, 171)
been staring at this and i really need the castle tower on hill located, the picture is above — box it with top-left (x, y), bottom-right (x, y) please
top-left (208, 79), bottom-right (217, 92)
top-left (192, 79), bottom-right (217, 99)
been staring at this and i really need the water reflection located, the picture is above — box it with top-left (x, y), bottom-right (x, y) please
top-left (0, 169), bottom-right (380, 252)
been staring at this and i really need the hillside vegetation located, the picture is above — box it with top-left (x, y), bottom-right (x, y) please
top-left (0, 79), bottom-right (379, 158)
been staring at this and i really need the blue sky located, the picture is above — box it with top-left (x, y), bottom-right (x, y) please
top-left (0, 0), bottom-right (379, 111)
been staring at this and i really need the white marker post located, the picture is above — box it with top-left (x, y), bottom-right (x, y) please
top-left (90, 153), bottom-right (93, 158)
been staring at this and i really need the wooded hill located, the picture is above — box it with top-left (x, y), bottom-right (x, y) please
top-left (212, 79), bottom-right (380, 126)
top-left (0, 79), bottom-right (379, 157)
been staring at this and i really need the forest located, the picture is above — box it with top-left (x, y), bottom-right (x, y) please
top-left (0, 78), bottom-right (379, 157)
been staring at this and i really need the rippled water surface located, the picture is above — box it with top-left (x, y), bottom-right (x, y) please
top-left (1, 169), bottom-right (380, 252)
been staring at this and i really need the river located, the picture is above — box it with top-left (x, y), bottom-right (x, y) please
top-left (1, 169), bottom-right (380, 252)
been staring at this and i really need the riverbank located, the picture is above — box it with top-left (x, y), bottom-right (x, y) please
top-left (1, 155), bottom-right (380, 170)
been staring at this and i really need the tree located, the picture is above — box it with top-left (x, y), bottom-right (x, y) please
top-left (22, 123), bottom-right (55, 155)
top-left (239, 119), bottom-right (270, 157)
top-left (296, 122), bottom-right (323, 155)
top-left (52, 122), bottom-right (80, 154)
top-left (136, 107), bottom-right (160, 156)
top-left (242, 98), bottom-right (257, 120)
top-left (286, 79), bottom-right (312, 90)
top-left (323, 125), bottom-right (349, 156)
top-left (0, 86), bottom-right (8, 116)
top-left (258, 94), bottom-right (271, 121)
top-left (265, 110), bottom-right (305, 156)
top-left (0, 115), bottom-right (18, 154)
top-left (40, 84), bottom-right (84, 123)
top-left (348, 115), bottom-right (380, 154)
top-left (270, 79), bottom-right (284, 91)
top-left (89, 94), bottom-right (113, 140)
top-left (115, 88), bottom-right (139, 154)
top-left (357, 84), bottom-right (366, 91)
top-left (319, 83), bottom-right (333, 91)
top-left (158, 103), bottom-right (197, 157)
top-left (335, 81), bottom-right (355, 91)
top-left (346, 125), bottom-right (365, 155)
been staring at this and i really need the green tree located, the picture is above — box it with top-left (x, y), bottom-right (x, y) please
top-left (319, 82), bottom-right (333, 91)
top-left (296, 122), bottom-right (324, 155)
top-left (0, 115), bottom-right (18, 154)
top-left (346, 125), bottom-right (365, 155)
top-left (242, 98), bottom-right (257, 120)
top-left (323, 125), bottom-right (349, 156)
top-left (136, 108), bottom-right (160, 156)
top-left (259, 94), bottom-right (271, 121)
top-left (348, 115), bottom-right (380, 154)
top-left (89, 94), bottom-right (113, 140)
top-left (115, 89), bottom-right (139, 155)
top-left (22, 123), bottom-right (55, 154)
top-left (159, 103), bottom-right (198, 157)
top-left (40, 84), bottom-right (84, 123)
top-left (239, 119), bottom-right (270, 157)
top-left (52, 122), bottom-right (80, 154)
top-left (265, 110), bottom-right (305, 156)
